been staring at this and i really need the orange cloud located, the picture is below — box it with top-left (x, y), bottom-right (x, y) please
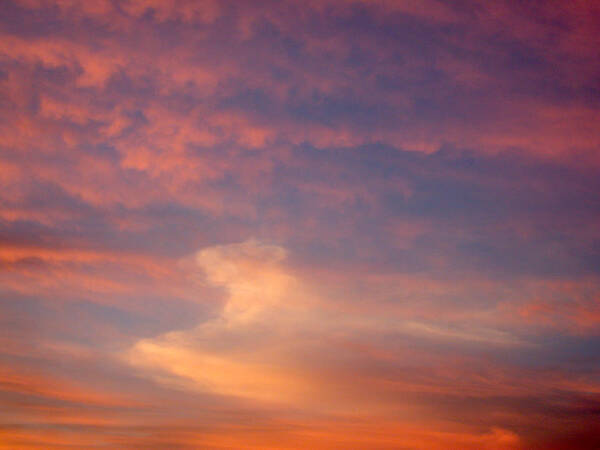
top-left (2, 1), bottom-right (600, 447)
top-left (126, 240), bottom-right (531, 413)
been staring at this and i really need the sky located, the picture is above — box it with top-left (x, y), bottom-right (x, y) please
top-left (0, 0), bottom-right (599, 449)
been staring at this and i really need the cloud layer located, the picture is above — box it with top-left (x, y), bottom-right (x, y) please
top-left (1, 0), bottom-right (599, 448)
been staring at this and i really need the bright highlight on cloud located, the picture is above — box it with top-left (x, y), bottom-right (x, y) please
top-left (1, 0), bottom-right (600, 448)
top-left (127, 240), bottom-right (567, 430)
top-left (128, 240), bottom-right (313, 404)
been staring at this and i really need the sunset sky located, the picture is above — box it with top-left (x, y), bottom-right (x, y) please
top-left (1, 1), bottom-right (600, 449)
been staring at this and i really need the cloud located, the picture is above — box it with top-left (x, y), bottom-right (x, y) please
top-left (127, 240), bottom-right (317, 404)
top-left (127, 239), bottom-right (530, 412)
top-left (2, 0), bottom-right (600, 447)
